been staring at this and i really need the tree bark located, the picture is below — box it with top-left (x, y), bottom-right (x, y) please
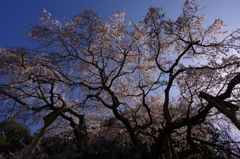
top-left (23, 107), bottom-right (64, 159)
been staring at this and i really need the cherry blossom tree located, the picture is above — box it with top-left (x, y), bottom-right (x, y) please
top-left (1, 0), bottom-right (240, 158)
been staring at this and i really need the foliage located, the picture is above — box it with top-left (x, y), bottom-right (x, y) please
top-left (1, 0), bottom-right (240, 158)
top-left (0, 120), bottom-right (32, 154)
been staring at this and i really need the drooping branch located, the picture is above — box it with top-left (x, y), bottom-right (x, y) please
top-left (173, 72), bottom-right (240, 130)
top-left (199, 92), bottom-right (240, 130)
top-left (218, 73), bottom-right (240, 99)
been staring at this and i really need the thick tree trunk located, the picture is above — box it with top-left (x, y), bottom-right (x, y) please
top-left (23, 107), bottom-right (64, 159)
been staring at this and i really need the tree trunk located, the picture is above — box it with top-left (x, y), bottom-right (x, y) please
top-left (23, 107), bottom-right (64, 159)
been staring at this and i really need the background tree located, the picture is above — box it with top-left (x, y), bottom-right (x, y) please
top-left (1, 0), bottom-right (240, 158)
top-left (0, 120), bottom-right (32, 154)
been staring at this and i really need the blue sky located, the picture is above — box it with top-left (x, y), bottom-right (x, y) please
top-left (1, 0), bottom-right (240, 48)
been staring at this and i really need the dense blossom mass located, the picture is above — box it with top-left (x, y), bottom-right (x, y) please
top-left (1, 0), bottom-right (240, 158)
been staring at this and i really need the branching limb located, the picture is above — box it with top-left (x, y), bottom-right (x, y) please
top-left (199, 92), bottom-right (240, 130)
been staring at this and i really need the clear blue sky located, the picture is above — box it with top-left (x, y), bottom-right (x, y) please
top-left (1, 0), bottom-right (240, 48)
